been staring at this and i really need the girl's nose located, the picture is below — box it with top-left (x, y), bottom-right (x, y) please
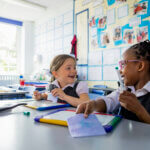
top-left (120, 70), bottom-right (123, 75)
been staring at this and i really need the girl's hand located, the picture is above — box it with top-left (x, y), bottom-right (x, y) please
top-left (76, 101), bottom-right (96, 118)
top-left (33, 90), bottom-right (42, 100)
top-left (119, 91), bottom-right (143, 115)
top-left (51, 88), bottom-right (67, 100)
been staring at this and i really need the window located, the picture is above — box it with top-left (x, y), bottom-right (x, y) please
top-left (0, 22), bottom-right (20, 75)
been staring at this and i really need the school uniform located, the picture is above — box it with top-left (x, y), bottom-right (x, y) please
top-left (101, 81), bottom-right (150, 122)
top-left (47, 80), bottom-right (89, 103)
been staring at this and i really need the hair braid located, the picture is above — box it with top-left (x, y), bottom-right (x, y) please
top-left (130, 40), bottom-right (150, 61)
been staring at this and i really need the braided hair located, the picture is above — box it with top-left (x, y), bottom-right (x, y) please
top-left (127, 40), bottom-right (150, 72)
top-left (128, 40), bottom-right (150, 61)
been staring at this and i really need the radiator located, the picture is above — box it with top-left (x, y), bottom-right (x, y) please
top-left (0, 75), bottom-right (19, 86)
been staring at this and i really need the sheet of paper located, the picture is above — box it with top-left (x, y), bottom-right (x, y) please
top-left (55, 27), bottom-right (63, 39)
top-left (103, 66), bottom-right (118, 80)
top-left (55, 39), bottom-right (63, 50)
top-left (55, 16), bottom-right (63, 28)
top-left (95, 6), bottom-right (103, 17)
top-left (47, 93), bottom-right (58, 102)
top-left (64, 35), bottom-right (72, 48)
top-left (107, 8), bottom-right (115, 25)
top-left (118, 5), bottom-right (128, 19)
top-left (67, 114), bottom-right (106, 137)
top-left (93, 0), bottom-right (103, 7)
top-left (88, 67), bottom-right (102, 80)
top-left (103, 48), bottom-right (120, 65)
top-left (64, 11), bottom-right (73, 24)
top-left (88, 51), bottom-right (102, 65)
top-left (64, 23), bottom-right (73, 36)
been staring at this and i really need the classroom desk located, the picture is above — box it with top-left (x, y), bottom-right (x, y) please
top-left (0, 100), bottom-right (150, 150)
top-left (0, 90), bottom-right (28, 99)
top-left (89, 87), bottom-right (115, 95)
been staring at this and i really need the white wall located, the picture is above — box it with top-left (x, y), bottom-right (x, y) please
top-left (22, 22), bottom-right (34, 80)
top-left (32, 1), bottom-right (74, 75)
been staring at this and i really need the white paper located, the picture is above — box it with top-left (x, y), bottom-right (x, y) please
top-left (103, 66), bottom-right (118, 80)
top-left (95, 6), bottom-right (104, 17)
top-left (47, 19), bottom-right (54, 31)
top-left (55, 39), bottom-right (63, 50)
top-left (103, 49), bottom-right (120, 65)
top-left (64, 36), bottom-right (72, 48)
top-left (118, 5), bottom-right (128, 19)
top-left (55, 27), bottom-right (63, 39)
top-left (93, 0), bottom-right (103, 7)
top-left (46, 30), bottom-right (54, 41)
top-left (47, 93), bottom-right (58, 102)
top-left (129, 16), bottom-right (141, 27)
top-left (90, 27), bottom-right (97, 37)
top-left (88, 51), bottom-right (102, 65)
top-left (55, 16), bottom-right (63, 28)
top-left (88, 67), bottom-right (102, 80)
top-left (107, 8), bottom-right (115, 25)
top-left (82, 0), bottom-right (92, 6)
top-left (64, 23), bottom-right (73, 36)
top-left (90, 35), bottom-right (98, 49)
top-left (64, 11), bottom-right (73, 24)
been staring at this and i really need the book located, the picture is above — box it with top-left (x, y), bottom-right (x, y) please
top-left (25, 100), bottom-right (71, 111)
top-left (34, 109), bottom-right (122, 132)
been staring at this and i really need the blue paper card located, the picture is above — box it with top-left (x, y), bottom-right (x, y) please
top-left (67, 114), bottom-right (106, 137)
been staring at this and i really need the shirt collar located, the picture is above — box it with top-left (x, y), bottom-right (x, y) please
top-left (128, 81), bottom-right (150, 92)
top-left (127, 81), bottom-right (150, 97)
top-left (142, 81), bottom-right (150, 92)
top-left (52, 80), bottom-right (75, 90)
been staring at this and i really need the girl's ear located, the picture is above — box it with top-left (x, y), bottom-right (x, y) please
top-left (52, 71), bottom-right (57, 78)
top-left (138, 61), bottom-right (145, 72)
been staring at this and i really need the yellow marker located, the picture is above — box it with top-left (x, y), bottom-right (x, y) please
top-left (40, 119), bottom-right (68, 126)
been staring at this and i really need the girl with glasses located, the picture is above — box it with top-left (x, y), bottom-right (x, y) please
top-left (77, 40), bottom-right (150, 124)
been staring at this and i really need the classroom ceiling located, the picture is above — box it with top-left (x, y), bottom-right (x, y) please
top-left (0, 0), bottom-right (72, 21)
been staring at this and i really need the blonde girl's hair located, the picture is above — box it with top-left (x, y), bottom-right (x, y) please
top-left (50, 54), bottom-right (76, 82)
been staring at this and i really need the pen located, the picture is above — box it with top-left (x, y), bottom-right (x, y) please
top-left (115, 67), bottom-right (126, 91)
top-left (104, 116), bottom-right (122, 133)
top-left (37, 103), bottom-right (71, 111)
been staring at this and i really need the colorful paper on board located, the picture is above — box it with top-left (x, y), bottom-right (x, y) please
top-left (67, 114), bottom-right (106, 137)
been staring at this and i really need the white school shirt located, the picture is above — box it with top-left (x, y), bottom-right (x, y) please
top-left (99, 81), bottom-right (150, 113)
top-left (48, 80), bottom-right (89, 96)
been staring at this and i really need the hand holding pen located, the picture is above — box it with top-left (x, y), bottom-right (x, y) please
top-left (33, 91), bottom-right (42, 100)
top-left (115, 67), bottom-right (126, 92)
top-left (33, 90), bottom-right (47, 100)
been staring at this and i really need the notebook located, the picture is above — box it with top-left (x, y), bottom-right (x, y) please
top-left (24, 100), bottom-right (71, 111)
top-left (34, 109), bottom-right (122, 132)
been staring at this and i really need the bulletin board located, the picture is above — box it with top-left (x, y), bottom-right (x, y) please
top-left (75, 0), bottom-right (150, 87)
